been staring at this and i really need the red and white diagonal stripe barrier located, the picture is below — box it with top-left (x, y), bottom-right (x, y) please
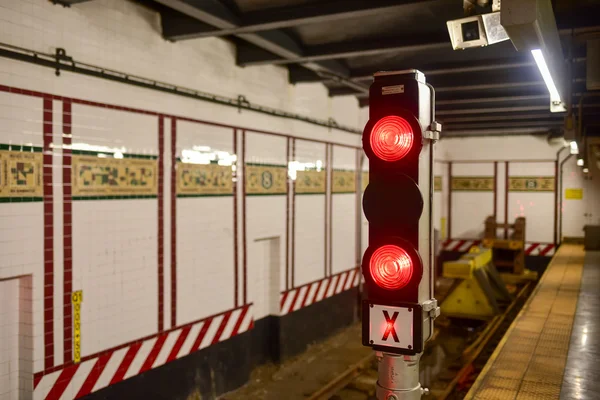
top-left (523, 242), bottom-right (556, 256)
top-left (34, 305), bottom-right (253, 400)
top-left (280, 268), bottom-right (360, 316)
top-left (441, 239), bottom-right (482, 253)
top-left (441, 239), bottom-right (556, 256)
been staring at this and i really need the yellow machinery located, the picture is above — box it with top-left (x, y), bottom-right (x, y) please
top-left (441, 246), bottom-right (512, 320)
top-left (483, 216), bottom-right (526, 275)
top-left (482, 216), bottom-right (538, 282)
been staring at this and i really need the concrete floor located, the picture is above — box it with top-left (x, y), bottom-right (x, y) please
top-left (217, 323), bottom-right (373, 400)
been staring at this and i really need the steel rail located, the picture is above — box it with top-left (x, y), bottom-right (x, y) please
top-left (436, 282), bottom-right (533, 400)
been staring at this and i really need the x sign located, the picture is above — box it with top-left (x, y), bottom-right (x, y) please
top-left (382, 311), bottom-right (400, 342)
top-left (366, 303), bottom-right (417, 354)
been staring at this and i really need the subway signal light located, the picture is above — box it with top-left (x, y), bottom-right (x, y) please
top-left (361, 70), bottom-right (440, 356)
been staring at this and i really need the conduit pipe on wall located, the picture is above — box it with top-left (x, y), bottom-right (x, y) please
top-left (555, 146), bottom-right (568, 245)
top-left (0, 43), bottom-right (362, 134)
top-left (558, 153), bottom-right (574, 244)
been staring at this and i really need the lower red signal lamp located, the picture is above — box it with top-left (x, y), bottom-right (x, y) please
top-left (369, 244), bottom-right (413, 290)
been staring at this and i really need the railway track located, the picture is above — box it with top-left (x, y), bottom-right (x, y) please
top-left (307, 283), bottom-right (533, 400)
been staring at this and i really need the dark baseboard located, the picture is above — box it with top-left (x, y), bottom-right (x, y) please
top-left (278, 287), bottom-right (359, 361)
top-left (83, 288), bottom-right (358, 400)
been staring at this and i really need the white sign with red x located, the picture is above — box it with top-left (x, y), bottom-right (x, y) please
top-left (368, 304), bottom-right (414, 350)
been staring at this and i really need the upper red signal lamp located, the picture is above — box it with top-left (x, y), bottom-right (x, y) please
top-left (370, 245), bottom-right (414, 290)
top-left (370, 116), bottom-right (414, 162)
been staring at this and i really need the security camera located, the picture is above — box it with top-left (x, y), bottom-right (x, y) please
top-left (447, 12), bottom-right (509, 50)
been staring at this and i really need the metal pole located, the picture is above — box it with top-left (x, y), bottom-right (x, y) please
top-left (376, 352), bottom-right (427, 400)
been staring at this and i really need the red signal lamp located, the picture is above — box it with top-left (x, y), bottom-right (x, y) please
top-left (370, 116), bottom-right (414, 162)
top-left (369, 245), bottom-right (414, 290)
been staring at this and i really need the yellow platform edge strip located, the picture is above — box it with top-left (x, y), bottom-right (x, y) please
top-left (464, 244), bottom-right (584, 399)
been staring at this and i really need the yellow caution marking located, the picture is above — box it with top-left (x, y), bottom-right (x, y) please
top-left (465, 244), bottom-right (584, 399)
top-left (72, 290), bottom-right (83, 363)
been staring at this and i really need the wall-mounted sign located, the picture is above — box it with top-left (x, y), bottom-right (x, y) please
top-left (72, 290), bottom-right (83, 363)
top-left (332, 170), bottom-right (356, 193)
top-left (509, 177), bottom-right (554, 192)
top-left (451, 177), bottom-right (494, 191)
top-left (246, 164), bottom-right (287, 195)
top-left (296, 170), bottom-right (325, 194)
top-left (177, 162), bottom-right (233, 196)
top-left (0, 148), bottom-right (43, 200)
top-left (434, 176), bottom-right (442, 192)
top-left (72, 154), bottom-right (158, 198)
top-left (565, 188), bottom-right (583, 200)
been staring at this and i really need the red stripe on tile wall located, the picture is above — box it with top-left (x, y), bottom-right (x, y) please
top-left (43, 97), bottom-right (54, 369)
top-left (171, 118), bottom-right (177, 328)
top-left (63, 100), bottom-right (73, 363)
top-left (158, 116), bottom-right (165, 332)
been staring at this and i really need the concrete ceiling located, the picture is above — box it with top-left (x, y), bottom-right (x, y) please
top-left (140, 0), bottom-right (600, 136)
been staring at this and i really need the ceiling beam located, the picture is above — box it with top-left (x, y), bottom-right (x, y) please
top-left (52, 0), bottom-right (93, 5)
top-left (437, 105), bottom-right (553, 115)
top-left (163, 0), bottom-right (435, 40)
top-left (238, 26), bottom-right (598, 67)
top-left (238, 34), bottom-right (450, 67)
top-left (332, 81), bottom-right (547, 98)
top-left (437, 94), bottom-right (548, 105)
top-left (350, 60), bottom-right (535, 83)
top-left (442, 127), bottom-right (552, 136)
top-left (445, 120), bottom-right (564, 130)
top-left (437, 102), bottom-right (600, 116)
top-left (440, 113), bottom-right (562, 123)
top-left (155, 0), bottom-right (368, 93)
top-left (314, 57), bottom-right (587, 85)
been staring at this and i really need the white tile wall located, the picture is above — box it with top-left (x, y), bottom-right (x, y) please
top-left (0, 279), bottom-right (19, 400)
top-left (71, 104), bottom-right (159, 156)
top-left (451, 163), bottom-right (495, 239)
top-left (294, 195), bottom-right (326, 287)
top-left (73, 200), bottom-right (158, 356)
top-left (177, 197), bottom-right (235, 324)
top-left (0, 92), bottom-right (43, 147)
top-left (438, 136), bottom-right (567, 242)
top-left (0, 0), bottom-right (367, 393)
top-left (331, 146), bottom-right (358, 274)
top-left (0, 277), bottom-right (33, 400)
top-left (245, 133), bottom-right (287, 319)
top-left (0, 0), bottom-right (366, 146)
top-left (176, 120), bottom-right (236, 325)
top-left (507, 162), bottom-right (556, 243)
top-left (438, 136), bottom-right (562, 161)
top-left (18, 276), bottom-right (33, 400)
top-left (293, 140), bottom-right (327, 287)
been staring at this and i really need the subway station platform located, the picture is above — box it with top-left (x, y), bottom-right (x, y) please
top-left (465, 245), bottom-right (600, 399)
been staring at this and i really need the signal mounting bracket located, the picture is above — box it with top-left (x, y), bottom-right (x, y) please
top-left (422, 299), bottom-right (441, 319)
top-left (424, 121), bottom-right (442, 142)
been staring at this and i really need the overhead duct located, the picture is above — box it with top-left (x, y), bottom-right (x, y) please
top-left (501, 0), bottom-right (567, 113)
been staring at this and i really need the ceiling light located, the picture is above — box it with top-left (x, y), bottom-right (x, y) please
top-left (570, 141), bottom-right (579, 155)
top-left (531, 49), bottom-right (564, 112)
top-left (577, 158), bottom-right (584, 166)
top-left (583, 167), bottom-right (589, 174)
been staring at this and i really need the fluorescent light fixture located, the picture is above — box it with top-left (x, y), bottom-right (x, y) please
top-left (583, 167), bottom-right (589, 174)
top-left (577, 158), bottom-right (584, 166)
top-left (570, 141), bottom-right (579, 155)
top-left (531, 49), bottom-right (561, 106)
